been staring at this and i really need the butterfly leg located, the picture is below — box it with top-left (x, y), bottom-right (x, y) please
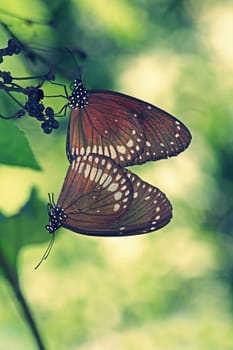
top-left (48, 81), bottom-right (69, 99)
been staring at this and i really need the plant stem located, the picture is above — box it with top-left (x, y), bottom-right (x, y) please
top-left (0, 251), bottom-right (47, 350)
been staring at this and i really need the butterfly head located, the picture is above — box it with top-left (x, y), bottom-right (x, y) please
top-left (68, 79), bottom-right (88, 109)
top-left (45, 197), bottom-right (67, 234)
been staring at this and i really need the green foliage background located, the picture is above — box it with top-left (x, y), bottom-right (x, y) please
top-left (1, 0), bottom-right (233, 349)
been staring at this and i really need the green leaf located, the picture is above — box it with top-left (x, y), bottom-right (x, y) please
top-left (0, 188), bottom-right (48, 278)
top-left (0, 120), bottom-right (41, 170)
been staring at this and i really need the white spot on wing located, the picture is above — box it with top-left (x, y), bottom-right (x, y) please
top-left (95, 169), bottom-right (103, 182)
top-left (104, 146), bottom-right (110, 156)
top-left (89, 167), bottom-right (97, 181)
top-left (127, 139), bottom-right (134, 147)
top-left (113, 203), bottom-right (120, 212)
top-left (115, 174), bottom-right (122, 181)
top-left (114, 192), bottom-right (122, 200)
top-left (117, 145), bottom-right (126, 154)
top-left (106, 162), bottom-right (112, 170)
top-left (77, 162), bottom-right (84, 173)
top-left (84, 164), bottom-right (91, 177)
top-left (108, 183), bottom-right (119, 192)
top-left (109, 145), bottom-right (117, 159)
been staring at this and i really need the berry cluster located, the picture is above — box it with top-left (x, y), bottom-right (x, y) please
top-left (24, 85), bottom-right (59, 134)
top-left (0, 38), bottom-right (21, 63)
top-left (0, 38), bottom-right (60, 134)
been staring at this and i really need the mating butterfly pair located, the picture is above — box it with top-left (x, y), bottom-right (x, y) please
top-left (46, 77), bottom-right (191, 237)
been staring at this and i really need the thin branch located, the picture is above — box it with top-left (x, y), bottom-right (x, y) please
top-left (0, 250), bottom-right (47, 350)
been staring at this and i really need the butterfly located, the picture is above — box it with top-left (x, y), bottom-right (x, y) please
top-left (46, 154), bottom-right (172, 236)
top-left (66, 78), bottom-right (192, 166)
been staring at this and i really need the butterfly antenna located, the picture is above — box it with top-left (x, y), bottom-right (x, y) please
top-left (48, 192), bottom-right (56, 206)
top-left (65, 48), bottom-right (82, 80)
top-left (34, 234), bottom-right (55, 270)
top-left (51, 192), bottom-right (55, 206)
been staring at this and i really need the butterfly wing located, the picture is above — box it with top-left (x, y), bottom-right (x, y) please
top-left (67, 90), bottom-right (191, 166)
top-left (130, 103), bottom-right (192, 165)
top-left (93, 91), bottom-right (191, 164)
top-left (58, 154), bottom-right (133, 233)
top-left (111, 168), bottom-right (173, 235)
top-left (57, 154), bottom-right (172, 236)
top-left (67, 92), bottom-right (146, 166)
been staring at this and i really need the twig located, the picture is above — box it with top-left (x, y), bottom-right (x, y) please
top-left (0, 250), bottom-right (47, 350)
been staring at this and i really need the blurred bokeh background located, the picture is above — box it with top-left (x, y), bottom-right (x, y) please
top-left (1, 0), bottom-right (233, 349)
